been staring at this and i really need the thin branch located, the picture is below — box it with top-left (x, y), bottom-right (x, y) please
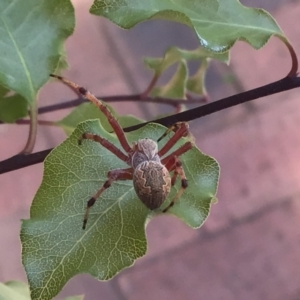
top-left (0, 94), bottom-right (206, 126)
top-left (0, 150), bottom-right (52, 174)
top-left (0, 94), bottom-right (207, 126)
top-left (1, 75), bottom-right (300, 174)
top-left (125, 76), bottom-right (300, 130)
top-left (36, 94), bottom-right (206, 115)
top-left (275, 35), bottom-right (298, 77)
top-left (283, 38), bottom-right (298, 77)
top-left (15, 119), bottom-right (57, 126)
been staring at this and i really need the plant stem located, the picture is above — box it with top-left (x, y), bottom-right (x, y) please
top-left (15, 119), bottom-right (57, 126)
top-left (140, 74), bottom-right (159, 98)
top-left (36, 94), bottom-right (205, 115)
top-left (20, 103), bottom-right (38, 154)
top-left (0, 94), bottom-right (207, 126)
top-left (125, 76), bottom-right (300, 131)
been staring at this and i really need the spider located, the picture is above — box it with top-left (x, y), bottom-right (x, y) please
top-left (50, 74), bottom-right (194, 229)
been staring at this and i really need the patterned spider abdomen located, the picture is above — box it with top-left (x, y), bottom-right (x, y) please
top-left (133, 161), bottom-right (171, 210)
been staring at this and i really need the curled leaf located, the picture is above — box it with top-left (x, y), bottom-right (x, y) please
top-left (91, 0), bottom-right (286, 53)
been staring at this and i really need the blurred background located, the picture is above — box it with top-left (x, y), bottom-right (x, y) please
top-left (1, 0), bottom-right (300, 299)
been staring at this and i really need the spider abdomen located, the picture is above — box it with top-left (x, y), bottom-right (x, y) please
top-left (133, 161), bottom-right (171, 210)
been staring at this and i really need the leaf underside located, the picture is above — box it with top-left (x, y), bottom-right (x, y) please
top-left (21, 120), bottom-right (219, 300)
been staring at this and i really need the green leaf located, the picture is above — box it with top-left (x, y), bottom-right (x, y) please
top-left (0, 85), bottom-right (28, 123)
top-left (0, 0), bottom-right (75, 104)
top-left (56, 102), bottom-right (144, 136)
top-left (144, 47), bottom-right (228, 98)
top-left (150, 60), bottom-right (188, 99)
top-left (144, 46), bottom-right (228, 77)
top-left (91, 0), bottom-right (285, 53)
top-left (21, 120), bottom-right (219, 300)
top-left (0, 281), bottom-right (30, 300)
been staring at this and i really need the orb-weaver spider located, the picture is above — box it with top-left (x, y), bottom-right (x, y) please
top-left (50, 74), bottom-right (193, 229)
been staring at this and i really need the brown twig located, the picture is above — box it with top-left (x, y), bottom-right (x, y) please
top-left (0, 94), bottom-right (207, 126)
top-left (15, 119), bottom-right (57, 126)
top-left (140, 74), bottom-right (160, 98)
top-left (20, 104), bottom-right (38, 154)
top-left (0, 94), bottom-right (208, 126)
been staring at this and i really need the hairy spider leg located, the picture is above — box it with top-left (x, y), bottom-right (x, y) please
top-left (162, 156), bottom-right (188, 212)
top-left (161, 141), bottom-right (193, 165)
top-left (79, 133), bottom-right (129, 163)
top-left (157, 122), bottom-right (188, 142)
top-left (83, 168), bottom-right (133, 229)
top-left (157, 122), bottom-right (189, 157)
top-left (158, 141), bottom-right (193, 212)
top-left (50, 74), bottom-right (132, 154)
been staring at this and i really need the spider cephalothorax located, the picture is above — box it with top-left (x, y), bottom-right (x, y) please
top-left (50, 74), bottom-right (193, 229)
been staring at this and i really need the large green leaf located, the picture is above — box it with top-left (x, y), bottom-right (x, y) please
top-left (0, 85), bottom-right (28, 123)
top-left (0, 0), bottom-right (75, 104)
top-left (21, 120), bottom-right (219, 300)
top-left (56, 102), bottom-right (144, 136)
top-left (90, 0), bottom-right (285, 53)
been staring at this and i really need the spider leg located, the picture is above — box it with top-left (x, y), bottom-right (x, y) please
top-left (50, 74), bottom-right (132, 154)
top-left (164, 156), bottom-right (178, 186)
top-left (159, 141), bottom-right (193, 212)
top-left (158, 122), bottom-right (190, 157)
top-left (157, 122), bottom-right (187, 142)
top-left (79, 133), bottom-right (129, 164)
top-left (162, 156), bottom-right (187, 212)
top-left (161, 141), bottom-right (193, 165)
top-left (83, 168), bottom-right (133, 229)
